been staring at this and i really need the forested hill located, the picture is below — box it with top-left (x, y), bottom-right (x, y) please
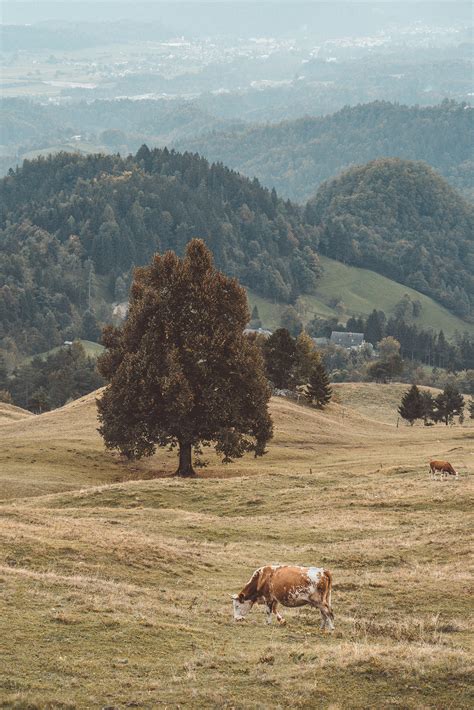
top-left (176, 101), bottom-right (473, 202)
top-left (0, 148), bottom-right (320, 355)
top-left (305, 159), bottom-right (474, 319)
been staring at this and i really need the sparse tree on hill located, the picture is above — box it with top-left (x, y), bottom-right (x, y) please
top-left (97, 240), bottom-right (273, 476)
top-left (249, 305), bottom-right (262, 329)
top-left (398, 384), bottom-right (424, 425)
top-left (433, 383), bottom-right (465, 425)
top-left (263, 328), bottom-right (296, 389)
top-left (305, 358), bottom-right (332, 409)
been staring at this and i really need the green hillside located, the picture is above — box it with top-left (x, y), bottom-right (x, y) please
top-left (248, 256), bottom-right (474, 337)
top-left (24, 339), bottom-right (104, 363)
top-left (306, 159), bottom-right (474, 320)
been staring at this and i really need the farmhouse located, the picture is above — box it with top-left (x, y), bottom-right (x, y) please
top-left (330, 331), bottom-right (366, 350)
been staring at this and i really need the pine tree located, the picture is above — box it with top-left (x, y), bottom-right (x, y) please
top-left (97, 240), bottom-right (273, 476)
top-left (263, 328), bottom-right (296, 389)
top-left (306, 358), bottom-right (332, 408)
top-left (434, 383), bottom-right (465, 425)
top-left (294, 331), bottom-right (319, 385)
top-left (249, 305), bottom-right (262, 329)
top-left (398, 384), bottom-right (424, 425)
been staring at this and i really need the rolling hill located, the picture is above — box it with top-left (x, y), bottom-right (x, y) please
top-left (0, 148), bottom-right (320, 355)
top-left (0, 384), bottom-right (472, 707)
top-left (177, 101), bottom-right (474, 202)
top-left (305, 159), bottom-right (474, 320)
top-left (249, 256), bottom-right (474, 337)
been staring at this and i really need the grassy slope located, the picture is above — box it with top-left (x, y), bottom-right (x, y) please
top-left (248, 256), bottom-right (474, 337)
top-left (0, 385), bottom-right (473, 708)
top-left (24, 339), bottom-right (105, 363)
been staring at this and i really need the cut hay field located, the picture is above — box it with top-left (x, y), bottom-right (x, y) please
top-left (1, 384), bottom-right (473, 708)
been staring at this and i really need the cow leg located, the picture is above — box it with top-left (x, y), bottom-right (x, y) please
top-left (264, 603), bottom-right (273, 625)
top-left (310, 599), bottom-right (334, 632)
top-left (273, 602), bottom-right (286, 626)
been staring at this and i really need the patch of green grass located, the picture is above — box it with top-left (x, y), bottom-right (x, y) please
top-left (248, 257), bottom-right (474, 337)
top-left (23, 339), bottom-right (104, 363)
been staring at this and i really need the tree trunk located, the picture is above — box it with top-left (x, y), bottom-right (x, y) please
top-left (176, 441), bottom-right (196, 477)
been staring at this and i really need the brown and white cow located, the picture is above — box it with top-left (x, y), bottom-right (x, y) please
top-left (429, 459), bottom-right (458, 479)
top-left (232, 565), bottom-right (334, 631)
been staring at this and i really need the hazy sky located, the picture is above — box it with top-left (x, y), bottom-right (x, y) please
top-left (3, 1), bottom-right (471, 29)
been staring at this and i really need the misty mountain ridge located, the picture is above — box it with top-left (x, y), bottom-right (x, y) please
top-left (178, 101), bottom-right (474, 202)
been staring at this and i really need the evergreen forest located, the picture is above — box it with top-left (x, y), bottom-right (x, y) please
top-left (0, 147), bottom-right (320, 355)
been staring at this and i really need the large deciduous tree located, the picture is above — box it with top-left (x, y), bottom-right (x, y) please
top-left (97, 240), bottom-right (273, 476)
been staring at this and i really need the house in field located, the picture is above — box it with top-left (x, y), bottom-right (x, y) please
top-left (244, 327), bottom-right (273, 338)
top-left (330, 331), bottom-right (366, 350)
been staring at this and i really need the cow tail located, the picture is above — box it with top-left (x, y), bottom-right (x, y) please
top-left (323, 570), bottom-right (333, 612)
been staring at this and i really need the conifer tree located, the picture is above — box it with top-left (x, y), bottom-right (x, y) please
top-left (97, 240), bottom-right (273, 476)
top-left (249, 305), bottom-right (262, 329)
top-left (305, 358), bottom-right (332, 408)
top-left (398, 384), bottom-right (424, 425)
top-left (294, 331), bottom-right (320, 385)
top-left (433, 383), bottom-right (465, 425)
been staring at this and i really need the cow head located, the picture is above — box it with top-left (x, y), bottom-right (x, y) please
top-left (231, 593), bottom-right (254, 621)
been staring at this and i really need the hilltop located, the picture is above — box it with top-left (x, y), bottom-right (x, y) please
top-left (1, 383), bottom-right (472, 707)
top-left (0, 148), bottom-right (319, 355)
top-left (305, 159), bottom-right (474, 320)
top-left (177, 101), bottom-right (474, 202)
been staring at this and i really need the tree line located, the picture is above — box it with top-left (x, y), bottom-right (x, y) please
top-left (399, 383), bottom-right (471, 426)
top-left (180, 100), bottom-right (474, 202)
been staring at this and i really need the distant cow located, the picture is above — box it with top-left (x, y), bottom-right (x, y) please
top-left (232, 565), bottom-right (334, 631)
top-left (429, 459), bottom-right (458, 479)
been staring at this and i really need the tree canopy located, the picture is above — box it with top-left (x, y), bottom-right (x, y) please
top-left (97, 240), bottom-right (273, 476)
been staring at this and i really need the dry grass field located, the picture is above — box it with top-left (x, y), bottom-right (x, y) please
top-left (1, 383), bottom-right (473, 709)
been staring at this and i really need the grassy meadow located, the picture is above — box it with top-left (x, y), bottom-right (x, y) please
top-left (0, 383), bottom-right (473, 708)
top-left (248, 257), bottom-right (474, 337)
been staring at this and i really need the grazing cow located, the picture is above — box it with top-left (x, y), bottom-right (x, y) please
top-left (232, 565), bottom-right (334, 631)
top-left (429, 459), bottom-right (458, 479)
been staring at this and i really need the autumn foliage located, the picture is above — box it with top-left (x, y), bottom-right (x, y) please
top-left (97, 240), bottom-right (273, 475)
